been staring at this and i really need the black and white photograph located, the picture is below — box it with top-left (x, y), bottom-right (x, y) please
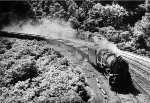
top-left (0, 0), bottom-right (150, 103)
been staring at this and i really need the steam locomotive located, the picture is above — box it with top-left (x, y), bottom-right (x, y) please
top-left (88, 36), bottom-right (132, 91)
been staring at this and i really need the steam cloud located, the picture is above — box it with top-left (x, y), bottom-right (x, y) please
top-left (1, 18), bottom-right (120, 55)
top-left (2, 19), bottom-right (76, 39)
top-left (92, 36), bottom-right (121, 55)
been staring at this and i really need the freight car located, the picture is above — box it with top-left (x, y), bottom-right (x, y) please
top-left (88, 36), bottom-right (132, 91)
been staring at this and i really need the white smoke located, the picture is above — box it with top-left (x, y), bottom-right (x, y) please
top-left (2, 18), bottom-right (76, 39)
top-left (1, 18), bottom-right (121, 55)
top-left (92, 36), bottom-right (121, 55)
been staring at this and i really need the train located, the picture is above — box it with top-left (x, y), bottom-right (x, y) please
top-left (88, 36), bottom-right (132, 91)
top-left (0, 30), bottom-right (132, 91)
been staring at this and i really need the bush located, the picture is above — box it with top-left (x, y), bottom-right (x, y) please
top-left (0, 37), bottom-right (92, 103)
top-left (133, 13), bottom-right (150, 50)
top-left (89, 3), bottom-right (128, 29)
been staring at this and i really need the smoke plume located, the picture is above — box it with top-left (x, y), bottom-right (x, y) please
top-left (1, 19), bottom-right (76, 39)
top-left (92, 36), bottom-right (121, 55)
top-left (1, 18), bottom-right (121, 55)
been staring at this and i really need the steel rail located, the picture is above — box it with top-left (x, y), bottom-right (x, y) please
top-left (129, 93), bottom-right (139, 103)
top-left (122, 55), bottom-right (150, 81)
top-left (102, 74), bottom-right (136, 103)
top-left (130, 68), bottom-right (150, 96)
top-left (116, 93), bottom-right (124, 103)
top-left (116, 93), bottom-right (140, 103)
top-left (120, 51), bottom-right (150, 64)
top-left (121, 52), bottom-right (150, 74)
top-left (122, 55), bottom-right (150, 97)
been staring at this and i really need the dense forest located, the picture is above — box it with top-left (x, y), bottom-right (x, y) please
top-left (0, 0), bottom-right (150, 56)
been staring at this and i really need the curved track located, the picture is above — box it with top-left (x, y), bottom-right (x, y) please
top-left (1, 31), bottom-right (150, 103)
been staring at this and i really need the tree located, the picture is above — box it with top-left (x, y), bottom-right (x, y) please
top-left (0, 1), bottom-right (34, 29)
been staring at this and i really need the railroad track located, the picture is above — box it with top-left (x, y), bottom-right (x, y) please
top-left (116, 93), bottom-right (139, 103)
top-left (121, 55), bottom-right (150, 82)
top-left (121, 54), bottom-right (150, 94)
top-left (120, 51), bottom-right (150, 75)
top-left (121, 53), bottom-right (150, 102)
top-left (63, 38), bottom-right (150, 103)
top-left (87, 67), bottom-right (140, 103)
top-left (0, 31), bottom-right (149, 103)
top-left (130, 65), bottom-right (150, 96)
top-left (120, 51), bottom-right (150, 64)
top-left (102, 75), bottom-right (141, 103)
top-left (82, 48), bottom-right (148, 102)
top-left (82, 51), bottom-right (140, 103)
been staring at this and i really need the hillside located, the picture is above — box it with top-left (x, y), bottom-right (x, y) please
top-left (0, 36), bottom-right (92, 103)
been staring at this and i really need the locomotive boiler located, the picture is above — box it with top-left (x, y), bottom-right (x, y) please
top-left (88, 36), bottom-right (132, 91)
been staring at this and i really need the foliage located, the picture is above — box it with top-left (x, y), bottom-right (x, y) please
top-left (0, 0), bottom-right (147, 31)
top-left (92, 3), bottom-right (128, 29)
top-left (0, 37), bottom-right (91, 103)
top-left (133, 13), bottom-right (150, 49)
top-left (1, 0), bottom-right (150, 58)
top-left (0, 1), bottom-right (34, 29)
